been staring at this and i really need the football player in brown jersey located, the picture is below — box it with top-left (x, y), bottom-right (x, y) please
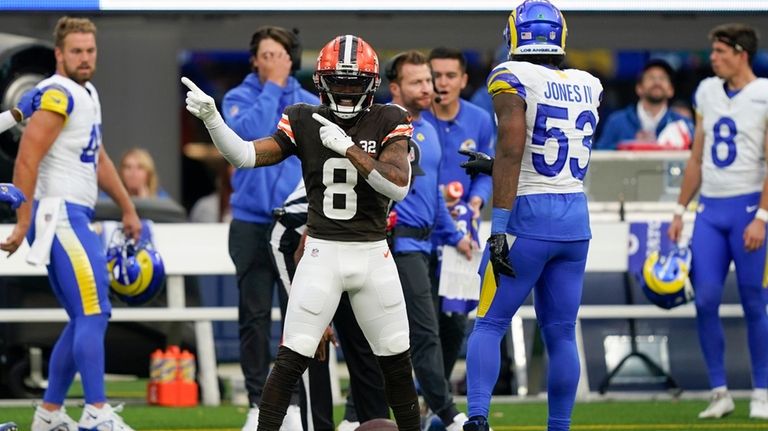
top-left (182, 34), bottom-right (419, 431)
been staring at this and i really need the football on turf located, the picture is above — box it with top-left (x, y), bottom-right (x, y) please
top-left (356, 418), bottom-right (398, 431)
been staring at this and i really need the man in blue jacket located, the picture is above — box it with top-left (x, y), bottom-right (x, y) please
top-left (595, 59), bottom-right (693, 150)
top-left (387, 50), bottom-right (473, 431)
top-left (221, 26), bottom-right (318, 431)
top-left (423, 47), bottom-right (495, 381)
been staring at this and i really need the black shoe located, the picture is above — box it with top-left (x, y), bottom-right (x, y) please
top-left (0, 422), bottom-right (18, 431)
top-left (462, 416), bottom-right (488, 431)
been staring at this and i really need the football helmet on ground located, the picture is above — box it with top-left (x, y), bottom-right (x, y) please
top-left (641, 246), bottom-right (694, 309)
top-left (504, 0), bottom-right (567, 58)
top-left (106, 232), bottom-right (165, 305)
top-left (313, 35), bottom-right (380, 119)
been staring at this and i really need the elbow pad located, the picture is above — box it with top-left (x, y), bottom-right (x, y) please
top-left (366, 168), bottom-right (410, 202)
top-left (206, 115), bottom-right (257, 168)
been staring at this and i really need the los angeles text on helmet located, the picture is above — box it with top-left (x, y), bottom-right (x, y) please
top-left (516, 46), bottom-right (562, 54)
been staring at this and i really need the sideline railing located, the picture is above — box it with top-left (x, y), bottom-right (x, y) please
top-left (0, 214), bottom-right (715, 404)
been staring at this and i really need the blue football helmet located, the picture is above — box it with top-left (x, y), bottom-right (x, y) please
top-left (107, 234), bottom-right (165, 305)
top-left (504, 0), bottom-right (567, 58)
top-left (641, 247), bottom-right (694, 309)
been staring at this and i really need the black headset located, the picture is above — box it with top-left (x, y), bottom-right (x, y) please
top-left (249, 27), bottom-right (302, 72)
top-left (384, 52), bottom-right (407, 82)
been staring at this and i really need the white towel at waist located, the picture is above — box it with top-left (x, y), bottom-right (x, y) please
top-left (26, 197), bottom-right (63, 266)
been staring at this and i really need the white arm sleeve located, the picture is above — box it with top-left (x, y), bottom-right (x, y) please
top-left (365, 166), bottom-right (411, 202)
top-left (205, 113), bottom-right (256, 168)
top-left (0, 111), bottom-right (17, 135)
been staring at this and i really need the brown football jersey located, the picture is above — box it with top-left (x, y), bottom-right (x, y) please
top-left (273, 103), bottom-right (412, 241)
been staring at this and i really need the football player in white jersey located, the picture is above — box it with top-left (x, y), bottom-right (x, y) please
top-left (0, 17), bottom-right (140, 431)
top-left (463, 2), bottom-right (602, 431)
top-left (668, 23), bottom-right (768, 420)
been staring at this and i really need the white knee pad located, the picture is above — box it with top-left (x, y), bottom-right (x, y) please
top-left (371, 321), bottom-right (410, 356)
top-left (283, 332), bottom-right (322, 358)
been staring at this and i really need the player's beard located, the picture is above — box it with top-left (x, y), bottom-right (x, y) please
top-left (64, 62), bottom-right (95, 84)
top-left (406, 95), bottom-right (431, 115)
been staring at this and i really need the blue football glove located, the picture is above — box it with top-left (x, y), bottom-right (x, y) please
top-left (459, 148), bottom-right (494, 178)
top-left (488, 233), bottom-right (516, 283)
top-left (0, 183), bottom-right (26, 210)
top-left (12, 87), bottom-right (42, 121)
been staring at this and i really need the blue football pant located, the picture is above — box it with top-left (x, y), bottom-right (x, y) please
top-left (28, 202), bottom-right (111, 405)
top-left (691, 193), bottom-right (768, 390)
top-left (466, 236), bottom-right (588, 431)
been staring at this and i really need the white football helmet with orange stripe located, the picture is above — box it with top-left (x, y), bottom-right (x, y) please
top-left (313, 35), bottom-right (381, 119)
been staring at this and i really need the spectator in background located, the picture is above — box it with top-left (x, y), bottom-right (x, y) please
top-left (221, 25), bottom-right (318, 431)
top-left (423, 47), bottom-right (495, 384)
top-left (595, 59), bottom-right (693, 150)
top-left (119, 147), bottom-right (169, 198)
top-left (189, 163), bottom-right (233, 223)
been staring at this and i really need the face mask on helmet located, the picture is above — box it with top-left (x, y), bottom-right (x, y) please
top-left (313, 35), bottom-right (381, 120)
top-left (107, 233), bottom-right (166, 306)
top-left (504, 0), bottom-right (567, 59)
top-left (641, 246), bottom-right (694, 309)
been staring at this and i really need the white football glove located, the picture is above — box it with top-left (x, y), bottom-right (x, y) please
top-left (180, 77), bottom-right (255, 168)
top-left (312, 113), bottom-right (355, 156)
top-left (181, 77), bottom-right (223, 129)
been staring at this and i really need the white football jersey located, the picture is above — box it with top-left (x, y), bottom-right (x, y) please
top-left (487, 60), bottom-right (602, 196)
top-left (34, 74), bottom-right (102, 208)
top-left (695, 77), bottom-right (768, 198)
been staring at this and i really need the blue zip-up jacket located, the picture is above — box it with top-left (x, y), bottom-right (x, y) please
top-left (222, 73), bottom-right (319, 224)
top-left (422, 99), bottom-right (495, 205)
top-left (393, 117), bottom-right (464, 254)
top-left (594, 104), bottom-right (693, 150)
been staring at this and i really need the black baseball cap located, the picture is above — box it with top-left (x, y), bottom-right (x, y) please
top-left (639, 59), bottom-right (675, 82)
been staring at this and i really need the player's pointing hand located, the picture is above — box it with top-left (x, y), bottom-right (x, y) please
top-left (181, 77), bottom-right (222, 127)
top-left (312, 113), bottom-right (354, 156)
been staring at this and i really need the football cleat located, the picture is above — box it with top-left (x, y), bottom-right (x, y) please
top-left (698, 390), bottom-right (735, 419)
top-left (77, 403), bottom-right (134, 431)
top-left (751, 391), bottom-right (768, 420)
top-left (31, 406), bottom-right (78, 431)
top-left (280, 405), bottom-right (303, 431)
top-left (641, 246), bottom-right (694, 309)
top-left (313, 35), bottom-right (380, 119)
top-left (241, 405), bottom-right (259, 431)
top-left (446, 413), bottom-right (469, 431)
top-left (463, 416), bottom-right (489, 431)
top-left (337, 420), bottom-right (360, 431)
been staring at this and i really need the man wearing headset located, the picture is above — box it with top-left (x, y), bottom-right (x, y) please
top-left (386, 50), bottom-right (472, 431)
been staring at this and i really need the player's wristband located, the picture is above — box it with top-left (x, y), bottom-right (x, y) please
top-left (756, 208), bottom-right (768, 223)
top-left (491, 207), bottom-right (511, 235)
top-left (673, 203), bottom-right (686, 217)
